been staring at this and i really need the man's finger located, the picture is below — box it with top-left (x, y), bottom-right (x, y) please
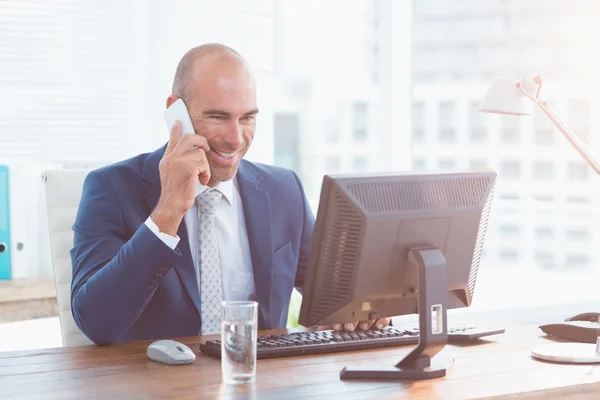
top-left (186, 148), bottom-right (208, 161)
top-left (358, 320), bottom-right (375, 331)
top-left (342, 321), bottom-right (359, 332)
top-left (198, 160), bottom-right (211, 185)
top-left (165, 120), bottom-right (182, 155)
top-left (316, 318), bottom-right (391, 332)
top-left (199, 169), bottom-right (210, 185)
top-left (173, 130), bottom-right (211, 154)
top-left (186, 152), bottom-right (211, 185)
top-left (374, 317), bottom-right (391, 330)
top-left (318, 324), bottom-right (342, 331)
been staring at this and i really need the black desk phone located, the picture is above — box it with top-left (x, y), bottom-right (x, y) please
top-left (539, 312), bottom-right (600, 343)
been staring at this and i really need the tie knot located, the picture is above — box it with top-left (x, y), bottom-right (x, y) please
top-left (197, 189), bottom-right (222, 215)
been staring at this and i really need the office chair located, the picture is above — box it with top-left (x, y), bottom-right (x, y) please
top-left (43, 169), bottom-right (93, 347)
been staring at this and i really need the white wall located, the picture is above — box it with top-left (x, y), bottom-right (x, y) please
top-left (0, 0), bottom-right (275, 167)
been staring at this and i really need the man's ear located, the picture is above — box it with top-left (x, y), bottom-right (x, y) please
top-left (166, 94), bottom-right (179, 109)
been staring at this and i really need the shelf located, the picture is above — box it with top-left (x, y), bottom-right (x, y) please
top-left (0, 278), bottom-right (57, 322)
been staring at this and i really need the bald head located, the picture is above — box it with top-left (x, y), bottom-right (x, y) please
top-left (171, 43), bottom-right (252, 101)
top-left (166, 43), bottom-right (258, 186)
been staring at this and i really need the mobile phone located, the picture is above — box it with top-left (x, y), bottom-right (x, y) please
top-left (164, 98), bottom-right (196, 136)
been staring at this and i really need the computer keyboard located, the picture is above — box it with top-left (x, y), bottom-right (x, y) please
top-left (199, 325), bottom-right (505, 359)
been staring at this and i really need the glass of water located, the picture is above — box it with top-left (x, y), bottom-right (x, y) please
top-left (221, 301), bottom-right (258, 385)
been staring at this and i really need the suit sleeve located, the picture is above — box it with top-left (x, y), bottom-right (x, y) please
top-left (291, 171), bottom-right (315, 294)
top-left (70, 170), bottom-right (184, 345)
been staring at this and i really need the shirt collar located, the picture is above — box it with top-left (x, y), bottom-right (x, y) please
top-left (195, 177), bottom-right (235, 205)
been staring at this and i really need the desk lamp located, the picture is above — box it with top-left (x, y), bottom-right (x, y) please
top-left (479, 76), bottom-right (600, 174)
top-left (480, 75), bottom-right (600, 364)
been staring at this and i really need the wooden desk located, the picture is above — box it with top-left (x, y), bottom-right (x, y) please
top-left (2, 304), bottom-right (600, 400)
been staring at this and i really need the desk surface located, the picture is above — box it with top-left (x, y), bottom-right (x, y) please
top-left (2, 302), bottom-right (600, 400)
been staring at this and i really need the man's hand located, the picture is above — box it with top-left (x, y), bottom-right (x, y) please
top-left (150, 120), bottom-right (211, 236)
top-left (317, 317), bottom-right (391, 332)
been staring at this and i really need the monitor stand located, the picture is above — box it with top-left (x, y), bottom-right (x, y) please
top-left (340, 246), bottom-right (452, 380)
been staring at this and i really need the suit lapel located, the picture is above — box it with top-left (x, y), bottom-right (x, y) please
top-left (142, 145), bottom-right (201, 317)
top-left (236, 161), bottom-right (273, 329)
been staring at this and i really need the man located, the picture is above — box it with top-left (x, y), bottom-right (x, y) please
top-left (70, 43), bottom-right (389, 345)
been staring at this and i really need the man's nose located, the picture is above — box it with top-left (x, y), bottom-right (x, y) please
top-left (223, 121), bottom-right (243, 147)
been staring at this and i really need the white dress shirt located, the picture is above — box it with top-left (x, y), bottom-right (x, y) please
top-left (145, 177), bottom-right (256, 302)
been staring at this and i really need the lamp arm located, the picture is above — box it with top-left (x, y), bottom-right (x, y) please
top-left (535, 102), bottom-right (600, 175)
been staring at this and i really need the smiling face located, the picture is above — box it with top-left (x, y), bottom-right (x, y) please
top-left (167, 53), bottom-right (258, 186)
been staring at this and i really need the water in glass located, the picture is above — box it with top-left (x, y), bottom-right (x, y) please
top-left (221, 318), bottom-right (257, 384)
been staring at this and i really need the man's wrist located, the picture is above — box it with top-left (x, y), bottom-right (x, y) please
top-left (144, 217), bottom-right (180, 249)
top-left (150, 205), bottom-right (185, 237)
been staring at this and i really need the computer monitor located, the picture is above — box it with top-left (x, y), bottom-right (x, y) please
top-left (298, 168), bottom-right (496, 380)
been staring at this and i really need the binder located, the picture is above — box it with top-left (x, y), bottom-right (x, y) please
top-left (0, 165), bottom-right (10, 279)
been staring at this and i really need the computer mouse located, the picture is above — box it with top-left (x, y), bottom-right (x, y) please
top-left (147, 339), bottom-right (196, 365)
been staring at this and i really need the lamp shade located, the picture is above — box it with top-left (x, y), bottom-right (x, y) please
top-left (478, 78), bottom-right (532, 116)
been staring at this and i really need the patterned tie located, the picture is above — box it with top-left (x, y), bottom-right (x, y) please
top-left (197, 189), bottom-right (223, 335)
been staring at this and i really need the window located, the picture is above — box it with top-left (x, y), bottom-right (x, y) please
top-left (533, 162), bottom-right (554, 180)
top-left (567, 162), bottom-right (589, 181)
top-left (568, 99), bottom-right (591, 135)
top-left (440, 129), bottom-right (455, 143)
top-left (439, 159), bottom-right (456, 169)
top-left (412, 102), bottom-right (426, 142)
top-left (501, 115), bottom-right (520, 144)
top-left (290, 80), bottom-right (313, 98)
top-left (566, 254), bottom-right (589, 267)
top-left (536, 227), bottom-right (554, 239)
top-left (439, 102), bottom-right (455, 143)
top-left (469, 101), bottom-right (487, 143)
top-left (413, 129), bottom-right (425, 142)
top-left (535, 253), bottom-right (554, 268)
top-left (566, 229), bottom-right (590, 242)
top-left (274, 113), bottom-right (300, 171)
top-left (470, 159), bottom-right (487, 168)
top-left (413, 158), bottom-right (426, 170)
top-left (274, 153), bottom-right (296, 170)
top-left (326, 130), bottom-right (339, 144)
top-left (500, 225), bottom-right (520, 237)
top-left (325, 157), bottom-right (340, 173)
top-left (353, 102), bottom-right (368, 141)
top-left (471, 129), bottom-right (487, 144)
top-left (500, 161), bottom-right (520, 179)
top-left (499, 249), bottom-right (519, 261)
top-left (352, 157), bottom-right (368, 172)
top-left (567, 197), bottom-right (590, 204)
top-left (534, 107), bottom-right (554, 145)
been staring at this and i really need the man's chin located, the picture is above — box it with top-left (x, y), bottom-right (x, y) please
top-left (210, 165), bottom-right (239, 183)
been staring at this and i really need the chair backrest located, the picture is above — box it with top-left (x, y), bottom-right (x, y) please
top-left (43, 169), bottom-right (94, 347)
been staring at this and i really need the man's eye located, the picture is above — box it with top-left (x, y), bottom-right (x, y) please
top-left (243, 115), bottom-right (256, 121)
top-left (209, 115), bottom-right (226, 120)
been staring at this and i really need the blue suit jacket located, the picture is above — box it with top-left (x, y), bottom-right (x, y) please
top-left (70, 145), bottom-right (315, 345)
